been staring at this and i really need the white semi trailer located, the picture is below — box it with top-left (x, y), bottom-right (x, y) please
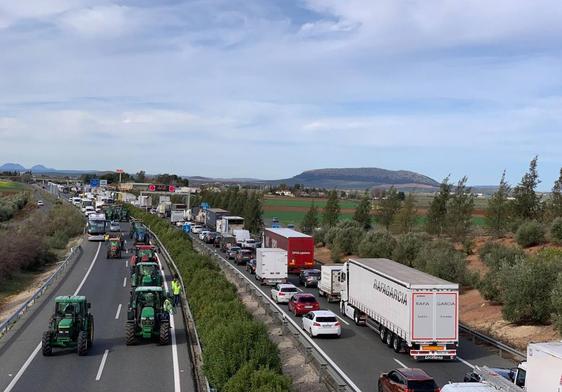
top-left (340, 258), bottom-right (459, 360)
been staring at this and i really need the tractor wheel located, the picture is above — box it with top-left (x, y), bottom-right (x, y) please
top-left (125, 321), bottom-right (137, 346)
top-left (42, 331), bottom-right (53, 356)
top-left (77, 331), bottom-right (88, 356)
top-left (159, 321), bottom-right (170, 345)
top-left (88, 316), bottom-right (94, 348)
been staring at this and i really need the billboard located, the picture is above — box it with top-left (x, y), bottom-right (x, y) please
top-left (148, 184), bottom-right (175, 192)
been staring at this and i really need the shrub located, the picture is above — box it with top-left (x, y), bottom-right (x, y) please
top-left (391, 232), bottom-right (427, 267)
top-left (332, 221), bottom-right (364, 256)
top-left (501, 256), bottom-right (562, 324)
top-left (224, 363), bottom-right (291, 392)
top-left (479, 242), bottom-right (524, 271)
top-left (358, 230), bottom-right (397, 258)
top-left (515, 221), bottom-right (545, 247)
top-left (414, 240), bottom-right (469, 285)
top-left (550, 217), bottom-right (562, 245)
top-left (552, 272), bottom-right (562, 334)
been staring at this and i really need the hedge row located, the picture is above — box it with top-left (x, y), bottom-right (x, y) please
top-left (128, 207), bottom-right (290, 392)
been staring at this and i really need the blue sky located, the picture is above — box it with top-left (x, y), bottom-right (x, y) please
top-left (1, 0), bottom-right (562, 189)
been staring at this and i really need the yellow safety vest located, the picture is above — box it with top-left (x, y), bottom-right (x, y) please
top-left (172, 281), bottom-right (181, 295)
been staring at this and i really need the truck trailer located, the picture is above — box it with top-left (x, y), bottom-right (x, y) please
top-left (255, 248), bottom-right (288, 286)
top-left (318, 265), bottom-right (344, 302)
top-left (204, 208), bottom-right (229, 231)
top-left (340, 258), bottom-right (459, 360)
top-left (217, 216), bottom-right (244, 234)
top-left (263, 228), bottom-right (314, 273)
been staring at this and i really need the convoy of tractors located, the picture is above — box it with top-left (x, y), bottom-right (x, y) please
top-left (41, 210), bottom-right (172, 357)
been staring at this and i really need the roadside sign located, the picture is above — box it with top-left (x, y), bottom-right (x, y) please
top-left (90, 179), bottom-right (100, 187)
top-left (116, 169), bottom-right (124, 173)
top-left (100, 179), bottom-right (108, 186)
top-left (168, 185), bottom-right (175, 193)
top-left (148, 184), bottom-right (156, 191)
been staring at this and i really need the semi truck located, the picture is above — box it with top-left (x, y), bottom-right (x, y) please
top-left (204, 208), bottom-right (229, 231)
top-left (217, 216), bottom-right (244, 234)
top-left (255, 248), bottom-right (288, 286)
top-left (318, 265), bottom-right (344, 302)
top-left (263, 228), bottom-right (314, 273)
top-left (170, 210), bottom-right (185, 224)
top-left (340, 258), bottom-right (459, 360)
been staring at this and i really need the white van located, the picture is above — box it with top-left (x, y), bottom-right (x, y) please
top-left (441, 383), bottom-right (496, 392)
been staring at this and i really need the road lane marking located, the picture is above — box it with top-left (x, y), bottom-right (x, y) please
top-left (457, 356), bottom-right (475, 369)
top-left (115, 304), bottom-right (122, 320)
top-left (122, 277), bottom-right (127, 287)
top-left (3, 243), bottom-right (101, 392)
top-left (74, 242), bottom-right (102, 296)
top-left (156, 254), bottom-right (181, 392)
top-left (95, 349), bottom-right (109, 381)
top-left (393, 358), bottom-right (407, 368)
top-left (336, 315), bottom-right (350, 326)
top-left (124, 259), bottom-right (128, 268)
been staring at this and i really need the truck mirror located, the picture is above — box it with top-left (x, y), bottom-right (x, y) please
top-left (87, 303), bottom-right (91, 309)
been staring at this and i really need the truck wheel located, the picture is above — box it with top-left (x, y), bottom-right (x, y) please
top-left (379, 327), bottom-right (387, 342)
top-left (159, 322), bottom-right (170, 345)
top-left (353, 311), bottom-right (362, 326)
top-left (42, 331), bottom-right (53, 356)
top-left (386, 331), bottom-right (394, 348)
top-left (125, 321), bottom-right (137, 346)
top-left (393, 336), bottom-right (402, 353)
top-left (77, 331), bottom-right (88, 356)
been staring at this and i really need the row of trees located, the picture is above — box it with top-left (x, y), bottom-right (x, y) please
top-left (130, 207), bottom-right (289, 392)
top-left (80, 171), bottom-right (189, 186)
top-left (194, 188), bottom-right (263, 233)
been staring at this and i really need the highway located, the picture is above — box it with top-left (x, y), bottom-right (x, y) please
top-left (191, 233), bottom-right (517, 391)
top-left (0, 223), bottom-right (194, 392)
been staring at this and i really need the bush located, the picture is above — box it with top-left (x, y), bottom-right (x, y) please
top-left (127, 206), bottom-right (289, 392)
top-left (550, 217), bottom-right (562, 245)
top-left (414, 240), bottom-right (469, 285)
top-left (358, 230), bottom-right (397, 258)
top-left (515, 221), bottom-right (545, 247)
top-left (391, 233), bottom-right (427, 267)
top-left (479, 242), bottom-right (524, 271)
top-left (332, 221), bottom-right (364, 256)
top-left (552, 272), bottom-right (562, 334)
top-left (501, 256), bottom-right (562, 324)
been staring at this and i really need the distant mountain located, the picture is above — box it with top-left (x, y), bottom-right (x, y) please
top-left (272, 167), bottom-right (440, 190)
top-left (30, 164), bottom-right (56, 173)
top-left (0, 162), bottom-right (26, 172)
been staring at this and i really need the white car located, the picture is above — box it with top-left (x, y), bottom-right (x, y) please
top-left (83, 206), bottom-right (95, 215)
top-left (242, 239), bottom-right (257, 249)
top-left (191, 225), bottom-right (203, 234)
top-left (109, 221), bottom-right (121, 232)
top-left (199, 230), bottom-right (210, 240)
top-left (302, 310), bottom-right (341, 338)
top-left (270, 283), bottom-right (298, 304)
top-left (441, 383), bottom-right (496, 392)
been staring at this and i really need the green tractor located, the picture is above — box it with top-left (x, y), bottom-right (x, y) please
top-left (106, 238), bottom-right (123, 259)
top-left (131, 262), bottom-right (163, 288)
top-left (42, 296), bottom-right (94, 356)
top-left (125, 286), bottom-right (170, 345)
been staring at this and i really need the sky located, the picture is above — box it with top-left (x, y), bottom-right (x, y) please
top-left (1, 0), bottom-right (562, 188)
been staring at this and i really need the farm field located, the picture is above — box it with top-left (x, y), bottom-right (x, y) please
top-left (0, 180), bottom-right (24, 193)
top-left (263, 195), bottom-right (488, 228)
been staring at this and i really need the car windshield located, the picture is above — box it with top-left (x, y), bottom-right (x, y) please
top-left (316, 316), bottom-right (337, 323)
top-left (305, 271), bottom-right (320, 277)
top-left (281, 287), bottom-right (297, 292)
top-left (298, 296), bottom-right (317, 303)
top-left (241, 250), bottom-right (251, 255)
top-left (231, 247), bottom-right (240, 252)
top-left (407, 380), bottom-right (438, 391)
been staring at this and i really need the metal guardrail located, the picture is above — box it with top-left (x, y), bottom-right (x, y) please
top-left (146, 228), bottom-right (212, 392)
top-left (0, 243), bottom-right (83, 339)
top-left (459, 323), bottom-right (526, 360)
top-left (191, 237), bottom-right (362, 392)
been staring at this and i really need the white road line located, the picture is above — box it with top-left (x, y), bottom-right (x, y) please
top-left (115, 304), bottom-right (122, 320)
top-left (95, 349), bottom-right (109, 381)
top-left (336, 315), bottom-right (350, 326)
top-left (3, 243), bottom-right (101, 392)
top-left (393, 358), bottom-right (407, 368)
top-left (122, 277), bottom-right (127, 287)
top-left (124, 259), bottom-right (128, 268)
top-left (156, 254), bottom-right (181, 392)
top-left (457, 356), bottom-right (475, 369)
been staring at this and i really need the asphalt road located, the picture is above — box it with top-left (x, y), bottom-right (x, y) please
top-left (0, 223), bottom-right (194, 392)
top-left (192, 233), bottom-right (517, 392)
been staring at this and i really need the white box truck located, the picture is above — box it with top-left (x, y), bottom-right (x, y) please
top-left (318, 265), bottom-right (344, 302)
top-left (525, 342), bottom-right (562, 392)
top-left (255, 248), bottom-right (288, 286)
top-left (340, 258), bottom-right (459, 360)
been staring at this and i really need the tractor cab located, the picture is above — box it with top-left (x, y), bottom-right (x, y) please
top-left (42, 296), bottom-right (94, 356)
top-left (106, 238), bottom-right (123, 259)
top-left (129, 245), bottom-right (157, 268)
top-left (130, 221), bottom-right (150, 244)
top-left (131, 262), bottom-right (162, 288)
top-left (126, 286), bottom-right (170, 345)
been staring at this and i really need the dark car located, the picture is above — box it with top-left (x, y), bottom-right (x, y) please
top-left (227, 246), bottom-right (241, 260)
top-left (298, 269), bottom-right (321, 288)
top-left (246, 258), bottom-right (256, 274)
top-left (235, 249), bottom-right (252, 265)
top-left (213, 235), bottom-right (221, 248)
top-left (378, 368), bottom-right (439, 392)
top-left (464, 367), bottom-right (519, 384)
top-left (288, 293), bottom-right (320, 316)
top-left (204, 232), bottom-right (217, 244)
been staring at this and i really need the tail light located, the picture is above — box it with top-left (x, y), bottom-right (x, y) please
top-left (334, 322), bottom-right (341, 327)
top-left (278, 292), bottom-right (284, 296)
top-left (313, 322), bottom-right (321, 327)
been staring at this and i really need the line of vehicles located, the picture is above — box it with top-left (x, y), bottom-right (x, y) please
top-left (181, 204), bottom-right (562, 392)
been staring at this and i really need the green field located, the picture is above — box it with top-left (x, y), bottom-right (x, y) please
top-left (263, 210), bottom-right (353, 226)
top-left (264, 198), bottom-right (360, 209)
top-left (0, 180), bottom-right (24, 192)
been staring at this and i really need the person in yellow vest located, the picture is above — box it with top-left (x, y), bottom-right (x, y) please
top-left (171, 278), bottom-right (181, 307)
top-left (163, 296), bottom-right (175, 315)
